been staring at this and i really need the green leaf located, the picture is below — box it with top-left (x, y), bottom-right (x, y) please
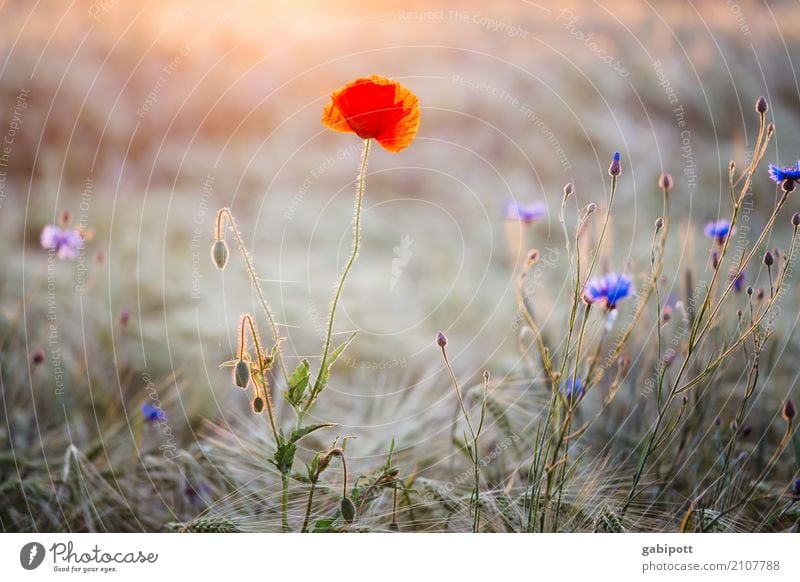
top-left (285, 359), bottom-right (310, 406)
top-left (271, 441), bottom-right (297, 475)
top-left (312, 518), bottom-right (338, 533)
top-left (290, 423), bottom-right (337, 444)
top-left (316, 331), bottom-right (358, 393)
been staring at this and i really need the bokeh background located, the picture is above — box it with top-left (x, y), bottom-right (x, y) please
top-left (2, 0), bottom-right (799, 530)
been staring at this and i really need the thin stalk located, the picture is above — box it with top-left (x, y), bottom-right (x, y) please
top-left (306, 138), bottom-right (371, 414)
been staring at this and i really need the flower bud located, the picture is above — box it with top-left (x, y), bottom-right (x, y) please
top-left (764, 250), bottom-right (774, 267)
top-left (120, 307), bottom-right (131, 327)
top-left (341, 497), bottom-right (356, 523)
top-left (746, 285), bottom-right (753, 296)
top-left (252, 396), bottom-right (265, 414)
top-left (234, 359), bottom-right (250, 388)
top-left (658, 173), bottom-right (673, 192)
top-left (587, 203), bottom-right (597, 214)
top-left (30, 347), bottom-right (45, 366)
top-left (792, 212), bottom-right (800, 227)
top-left (655, 217), bottom-right (664, 231)
top-left (755, 96), bottom-right (768, 114)
top-left (211, 239), bottom-right (229, 270)
top-left (563, 182), bottom-right (573, 197)
top-left (608, 152), bottom-right (621, 177)
top-left (436, 331), bottom-right (448, 348)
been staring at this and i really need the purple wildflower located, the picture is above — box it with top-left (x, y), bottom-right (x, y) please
top-left (768, 160), bottom-right (800, 192)
top-left (563, 377), bottom-right (584, 402)
top-left (505, 200), bottom-right (546, 224)
top-left (142, 402), bottom-right (165, 422)
top-left (704, 219), bottom-right (732, 244)
top-left (583, 272), bottom-right (633, 310)
top-left (729, 269), bottom-right (745, 292)
top-left (40, 225), bottom-right (83, 260)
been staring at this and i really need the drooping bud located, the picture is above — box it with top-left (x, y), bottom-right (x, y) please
top-left (436, 331), bottom-right (448, 348)
top-left (211, 239), bottom-right (229, 270)
top-left (783, 399), bottom-right (796, 422)
top-left (252, 396), bottom-right (265, 414)
top-left (608, 152), bottom-right (621, 177)
top-left (340, 497), bottom-right (356, 523)
top-left (755, 96), bottom-right (768, 114)
top-left (234, 359), bottom-right (250, 388)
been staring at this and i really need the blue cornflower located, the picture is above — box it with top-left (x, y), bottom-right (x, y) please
top-left (142, 402), bottom-right (165, 422)
top-left (729, 269), bottom-right (745, 292)
top-left (583, 272), bottom-right (633, 310)
top-left (609, 151), bottom-right (621, 176)
top-left (704, 219), bottom-right (732, 244)
top-left (40, 225), bottom-right (83, 260)
top-left (505, 200), bottom-right (546, 224)
top-left (768, 160), bottom-right (800, 192)
top-left (563, 377), bottom-right (584, 402)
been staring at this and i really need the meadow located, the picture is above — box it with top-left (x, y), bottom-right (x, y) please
top-left (1, 0), bottom-right (800, 533)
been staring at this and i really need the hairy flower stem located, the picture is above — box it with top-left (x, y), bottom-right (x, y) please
top-left (304, 138), bottom-right (371, 419)
top-left (216, 208), bottom-right (289, 384)
top-left (239, 314), bottom-right (280, 444)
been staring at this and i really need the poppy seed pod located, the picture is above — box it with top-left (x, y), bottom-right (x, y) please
top-left (755, 96), bottom-right (768, 114)
top-left (211, 239), bottom-right (229, 270)
top-left (234, 359), bottom-right (250, 388)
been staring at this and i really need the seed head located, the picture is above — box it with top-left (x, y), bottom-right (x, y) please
top-left (755, 96), bottom-right (768, 114)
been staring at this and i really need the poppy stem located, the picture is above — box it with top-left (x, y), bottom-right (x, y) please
top-left (306, 138), bottom-right (371, 412)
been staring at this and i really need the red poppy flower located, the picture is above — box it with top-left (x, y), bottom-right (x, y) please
top-left (322, 75), bottom-right (420, 153)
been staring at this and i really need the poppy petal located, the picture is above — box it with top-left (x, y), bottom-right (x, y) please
top-left (322, 75), bottom-right (419, 152)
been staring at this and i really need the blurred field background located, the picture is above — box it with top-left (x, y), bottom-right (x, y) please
top-left (2, 0), bottom-right (800, 531)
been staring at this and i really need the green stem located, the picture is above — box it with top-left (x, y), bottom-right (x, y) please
top-left (305, 138), bottom-right (371, 414)
top-left (301, 479), bottom-right (317, 533)
top-left (281, 473), bottom-right (290, 532)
